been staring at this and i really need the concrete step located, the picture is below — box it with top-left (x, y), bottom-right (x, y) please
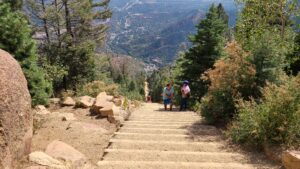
top-left (128, 118), bottom-right (200, 121)
top-left (100, 103), bottom-right (277, 169)
top-left (132, 112), bottom-right (197, 115)
top-left (128, 118), bottom-right (200, 123)
top-left (103, 149), bottom-right (254, 163)
top-left (129, 115), bottom-right (199, 119)
top-left (121, 123), bottom-right (216, 130)
top-left (97, 161), bottom-right (269, 169)
top-left (113, 132), bottom-right (222, 142)
top-left (109, 139), bottom-right (224, 152)
top-left (124, 121), bottom-right (204, 125)
top-left (119, 127), bottom-right (220, 135)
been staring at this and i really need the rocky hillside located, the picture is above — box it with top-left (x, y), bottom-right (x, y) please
top-left (107, 0), bottom-right (237, 67)
top-left (21, 92), bottom-right (141, 168)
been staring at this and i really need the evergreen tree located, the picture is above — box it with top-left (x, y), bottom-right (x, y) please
top-left (236, 0), bottom-right (296, 89)
top-left (289, 32), bottom-right (300, 75)
top-left (26, 0), bottom-right (112, 92)
top-left (217, 3), bottom-right (229, 25)
top-left (2, 0), bottom-right (23, 10)
top-left (0, 3), bottom-right (52, 105)
top-left (128, 81), bottom-right (136, 91)
top-left (174, 4), bottom-right (227, 102)
top-left (148, 67), bottom-right (173, 102)
top-left (236, 0), bottom-right (294, 48)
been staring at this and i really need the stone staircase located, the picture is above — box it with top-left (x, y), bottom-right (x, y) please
top-left (97, 103), bottom-right (277, 169)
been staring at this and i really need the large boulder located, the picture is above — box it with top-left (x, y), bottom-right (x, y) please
top-left (0, 49), bottom-right (33, 169)
top-left (34, 105), bottom-right (50, 115)
top-left (76, 96), bottom-right (95, 108)
top-left (283, 150), bottom-right (300, 169)
top-left (100, 102), bottom-right (116, 117)
top-left (45, 140), bottom-right (87, 168)
top-left (91, 92), bottom-right (108, 114)
top-left (106, 95), bottom-right (114, 102)
top-left (29, 151), bottom-right (66, 169)
top-left (103, 106), bottom-right (123, 124)
top-left (62, 97), bottom-right (76, 106)
top-left (113, 98), bottom-right (122, 107)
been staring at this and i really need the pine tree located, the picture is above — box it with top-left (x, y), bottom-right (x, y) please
top-left (174, 4), bottom-right (227, 102)
top-left (128, 81), bottom-right (136, 91)
top-left (2, 0), bottom-right (23, 10)
top-left (0, 3), bottom-right (52, 105)
top-left (217, 3), bottom-right (229, 25)
top-left (25, 0), bottom-right (112, 92)
top-left (236, 0), bottom-right (296, 88)
top-left (289, 32), bottom-right (300, 75)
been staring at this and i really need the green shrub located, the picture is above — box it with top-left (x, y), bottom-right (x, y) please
top-left (200, 42), bottom-right (256, 124)
top-left (77, 81), bottom-right (119, 97)
top-left (122, 97), bottom-right (129, 110)
top-left (0, 4), bottom-right (52, 106)
top-left (229, 75), bottom-right (300, 149)
top-left (119, 89), bottom-right (144, 101)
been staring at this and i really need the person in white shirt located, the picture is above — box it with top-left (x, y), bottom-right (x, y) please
top-left (162, 83), bottom-right (174, 111)
top-left (180, 80), bottom-right (190, 111)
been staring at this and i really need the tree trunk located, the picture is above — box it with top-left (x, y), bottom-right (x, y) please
top-left (280, 0), bottom-right (285, 38)
top-left (54, 0), bottom-right (62, 47)
top-left (41, 0), bottom-right (50, 43)
top-left (63, 0), bottom-right (74, 39)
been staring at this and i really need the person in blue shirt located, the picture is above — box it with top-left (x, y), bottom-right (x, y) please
top-left (163, 83), bottom-right (174, 111)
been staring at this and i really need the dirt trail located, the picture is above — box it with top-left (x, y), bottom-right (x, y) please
top-left (98, 103), bottom-right (279, 169)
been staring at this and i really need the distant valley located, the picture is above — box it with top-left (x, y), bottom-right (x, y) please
top-left (106, 0), bottom-right (237, 68)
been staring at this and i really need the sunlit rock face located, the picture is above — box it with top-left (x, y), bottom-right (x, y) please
top-left (0, 49), bottom-right (33, 169)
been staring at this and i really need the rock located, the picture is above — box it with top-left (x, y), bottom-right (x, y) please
top-left (102, 105), bottom-right (123, 124)
top-left (45, 140), bottom-right (87, 168)
top-left (108, 115), bottom-right (124, 124)
top-left (120, 109), bottom-right (130, 121)
top-left (0, 49), bottom-right (33, 169)
top-left (49, 98), bottom-right (61, 104)
top-left (283, 150), bottom-right (300, 169)
top-left (100, 102), bottom-right (118, 117)
top-left (58, 113), bottom-right (76, 121)
top-left (35, 105), bottom-right (50, 115)
top-left (29, 151), bottom-right (66, 169)
top-left (77, 96), bottom-right (95, 108)
top-left (113, 98), bottom-right (122, 107)
top-left (131, 103), bottom-right (136, 108)
top-left (106, 95), bottom-right (114, 102)
top-left (24, 166), bottom-right (47, 169)
top-left (91, 92), bottom-right (107, 114)
top-left (62, 97), bottom-right (76, 106)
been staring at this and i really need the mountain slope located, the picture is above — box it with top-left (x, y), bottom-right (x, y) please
top-left (107, 0), bottom-right (237, 67)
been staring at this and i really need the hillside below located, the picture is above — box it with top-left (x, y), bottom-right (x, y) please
top-left (106, 0), bottom-right (237, 67)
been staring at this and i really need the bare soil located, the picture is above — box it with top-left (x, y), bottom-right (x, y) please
top-left (21, 105), bottom-right (117, 168)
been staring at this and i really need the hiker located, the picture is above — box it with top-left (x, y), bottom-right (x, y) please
top-left (180, 80), bottom-right (190, 111)
top-left (163, 83), bottom-right (174, 111)
top-left (146, 95), bottom-right (152, 103)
